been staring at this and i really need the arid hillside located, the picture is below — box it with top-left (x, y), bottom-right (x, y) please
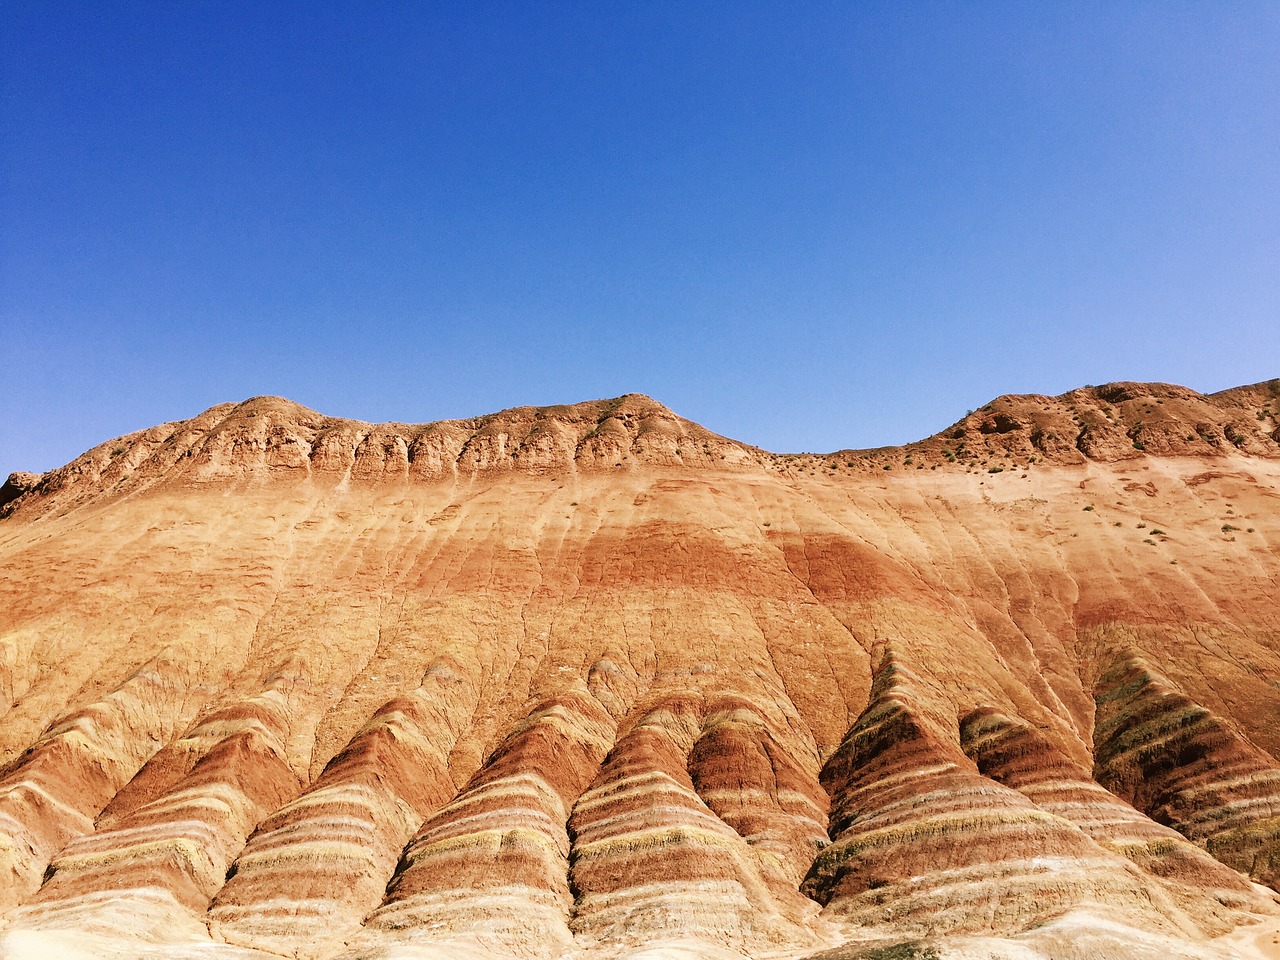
top-left (1, 381), bottom-right (1279, 960)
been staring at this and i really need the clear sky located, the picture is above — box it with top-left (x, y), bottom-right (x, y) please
top-left (3, 3), bottom-right (1278, 475)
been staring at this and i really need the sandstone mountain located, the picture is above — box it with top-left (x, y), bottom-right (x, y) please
top-left (1, 380), bottom-right (1279, 960)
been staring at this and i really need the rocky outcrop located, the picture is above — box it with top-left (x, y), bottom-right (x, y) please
top-left (362, 688), bottom-right (615, 957)
top-left (889, 377), bottom-right (1280, 469)
top-left (961, 706), bottom-right (1273, 934)
top-left (803, 653), bottom-right (1204, 939)
top-left (209, 654), bottom-right (482, 956)
top-left (567, 692), bottom-right (819, 955)
top-left (1093, 654), bottom-right (1280, 889)
top-left (9, 683), bottom-right (301, 939)
top-left (0, 471), bottom-right (41, 515)
top-left (688, 693), bottom-right (830, 888)
top-left (0, 646), bottom-right (204, 912)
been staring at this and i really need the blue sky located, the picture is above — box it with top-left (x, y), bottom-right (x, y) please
top-left (3, 3), bottom-right (1278, 474)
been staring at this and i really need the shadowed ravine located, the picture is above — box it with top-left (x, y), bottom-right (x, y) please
top-left (1, 381), bottom-right (1280, 959)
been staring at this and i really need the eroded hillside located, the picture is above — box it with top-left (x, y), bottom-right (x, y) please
top-left (1, 382), bottom-right (1279, 960)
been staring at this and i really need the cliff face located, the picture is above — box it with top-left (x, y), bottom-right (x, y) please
top-left (0, 381), bottom-right (1279, 960)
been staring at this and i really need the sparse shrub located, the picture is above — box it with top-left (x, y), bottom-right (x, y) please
top-left (1084, 505), bottom-right (1095, 511)
top-left (1150, 528), bottom-right (1165, 536)
top-left (859, 942), bottom-right (941, 960)
top-left (1223, 524), bottom-right (1238, 533)
top-left (988, 467), bottom-right (1003, 473)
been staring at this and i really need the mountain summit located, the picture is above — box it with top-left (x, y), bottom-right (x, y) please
top-left (4, 379), bottom-right (1278, 522)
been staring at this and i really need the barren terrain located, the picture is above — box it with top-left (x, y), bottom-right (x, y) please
top-left (1, 381), bottom-right (1279, 960)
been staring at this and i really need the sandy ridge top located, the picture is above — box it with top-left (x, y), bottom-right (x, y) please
top-left (2, 379), bottom-right (1277, 521)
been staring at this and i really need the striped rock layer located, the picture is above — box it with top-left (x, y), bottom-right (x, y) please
top-left (802, 653), bottom-right (1207, 940)
top-left (1094, 654), bottom-right (1280, 890)
top-left (1, 381), bottom-right (1280, 960)
top-left (960, 705), bottom-right (1272, 934)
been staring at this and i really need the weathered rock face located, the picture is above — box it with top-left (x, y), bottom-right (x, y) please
top-left (1093, 655), bottom-right (1280, 891)
top-left (960, 705), bottom-right (1272, 935)
top-left (897, 379), bottom-right (1280, 467)
top-left (0, 472), bottom-right (40, 513)
top-left (0, 381), bottom-right (1279, 960)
